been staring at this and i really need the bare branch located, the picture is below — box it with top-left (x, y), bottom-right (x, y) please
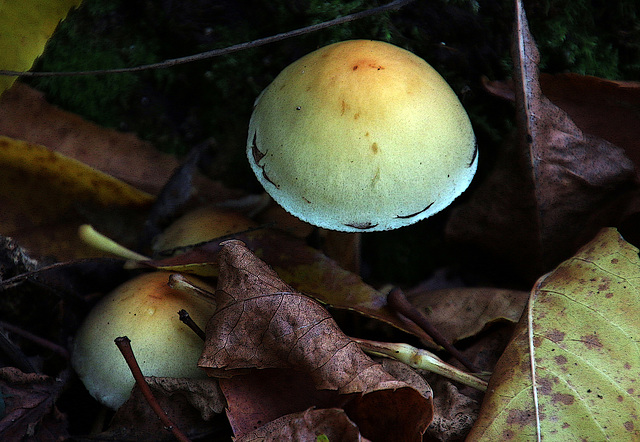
top-left (115, 336), bottom-right (192, 442)
top-left (0, 0), bottom-right (415, 78)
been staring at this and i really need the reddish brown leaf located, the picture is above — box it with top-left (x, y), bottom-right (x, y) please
top-left (406, 287), bottom-right (529, 342)
top-left (237, 407), bottom-right (365, 442)
top-left (447, 1), bottom-right (638, 281)
top-left (219, 369), bottom-right (343, 436)
top-left (0, 82), bottom-right (241, 201)
top-left (222, 361), bottom-right (432, 441)
top-left (344, 359), bottom-right (435, 442)
top-left (540, 74), bottom-right (640, 164)
top-left (101, 377), bottom-right (225, 442)
top-left (344, 387), bottom-right (431, 442)
top-left (0, 368), bottom-right (69, 441)
top-left (199, 240), bottom-right (433, 440)
top-left (483, 73), bottom-right (640, 178)
top-left (148, 228), bottom-right (431, 342)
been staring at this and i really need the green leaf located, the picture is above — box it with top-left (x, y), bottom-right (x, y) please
top-left (469, 228), bottom-right (640, 440)
top-left (0, 0), bottom-right (81, 94)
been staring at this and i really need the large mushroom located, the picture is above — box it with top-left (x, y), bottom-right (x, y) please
top-left (247, 39), bottom-right (477, 233)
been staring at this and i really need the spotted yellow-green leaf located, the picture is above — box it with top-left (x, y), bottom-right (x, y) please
top-left (469, 228), bottom-right (640, 440)
top-left (0, 0), bottom-right (81, 94)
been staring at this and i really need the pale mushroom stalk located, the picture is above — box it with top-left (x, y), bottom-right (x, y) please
top-left (319, 229), bottom-right (362, 274)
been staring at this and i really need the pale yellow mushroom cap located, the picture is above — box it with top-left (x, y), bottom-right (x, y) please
top-left (71, 272), bottom-right (216, 409)
top-left (152, 206), bottom-right (257, 253)
top-left (247, 40), bottom-right (477, 232)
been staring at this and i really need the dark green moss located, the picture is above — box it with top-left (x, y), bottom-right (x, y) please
top-left (526, 0), bottom-right (640, 78)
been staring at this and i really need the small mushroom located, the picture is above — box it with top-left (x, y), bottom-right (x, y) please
top-left (152, 206), bottom-right (257, 253)
top-left (247, 40), bottom-right (477, 232)
top-left (71, 271), bottom-right (216, 409)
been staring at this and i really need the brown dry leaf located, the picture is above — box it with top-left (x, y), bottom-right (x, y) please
top-left (343, 358), bottom-right (435, 441)
top-left (424, 380), bottom-right (479, 442)
top-left (483, 74), bottom-right (640, 169)
top-left (149, 228), bottom-right (431, 342)
top-left (0, 135), bottom-right (154, 260)
top-left (0, 83), bottom-right (173, 195)
top-left (406, 287), bottom-right (529, 342)
top-left (219, 369), bottom-right (343, 436)
top-left (237, 407), bottom-right (365, 442)
top-left (447, 0), bottom-right (638, 281)
top-left (220, 361), bottom-right (431, 441)
top-left (200, 239), bottom-right (401, 391)
top-left (0, 82), bottom-right (241, 200)
top-left (0, 367), bottom-right (69, 441)
top-left (100, 377), bottom-right (225, 442)
top-left (143, 376), bottom-right (226, 421)
top-left (540, 74), bottom-right (640, 165)
top-left (199, 240), bottom-right (433, 441)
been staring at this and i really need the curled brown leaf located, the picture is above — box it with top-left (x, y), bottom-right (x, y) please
top-left (198, 240), bottom-right (433, 441)
top-left (237, 407), bottom-right (365, 442)
top-left (0, 367), bottom-right (70, 441)
top-left (406, 287), bottom-right (530, 343)
top-left (447, 1), bottom-right (638, 281)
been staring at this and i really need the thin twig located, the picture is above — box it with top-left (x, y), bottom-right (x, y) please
top-left (387, 288), bottom-right (479, 373)
top-left (0, 0), bottom-right (415, 78)
top-left (178, 309), bottom-right (206, 341)
top-left (114, 337), bottom-right (192, 442)
top-left (0, 320), bottom-right (70, 360)
top-left (0, 329), bottom-right (37, 373)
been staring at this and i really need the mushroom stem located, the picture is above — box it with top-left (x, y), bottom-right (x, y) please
top-left (321, 230), bottom-right (361, 274)
top-left (387, 288), bottom-right (479, 373)
top-left (353, 337), bottom-right (488, 391)
top-left (114, 336), bottom-right (192, 442)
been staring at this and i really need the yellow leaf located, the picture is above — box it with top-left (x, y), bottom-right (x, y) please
top-left (0, 136), bottom-right (154, 260)
top-left (469, 228), bottom-right (640, 440)
top-left (0, 0), bottom-right (81, 93)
